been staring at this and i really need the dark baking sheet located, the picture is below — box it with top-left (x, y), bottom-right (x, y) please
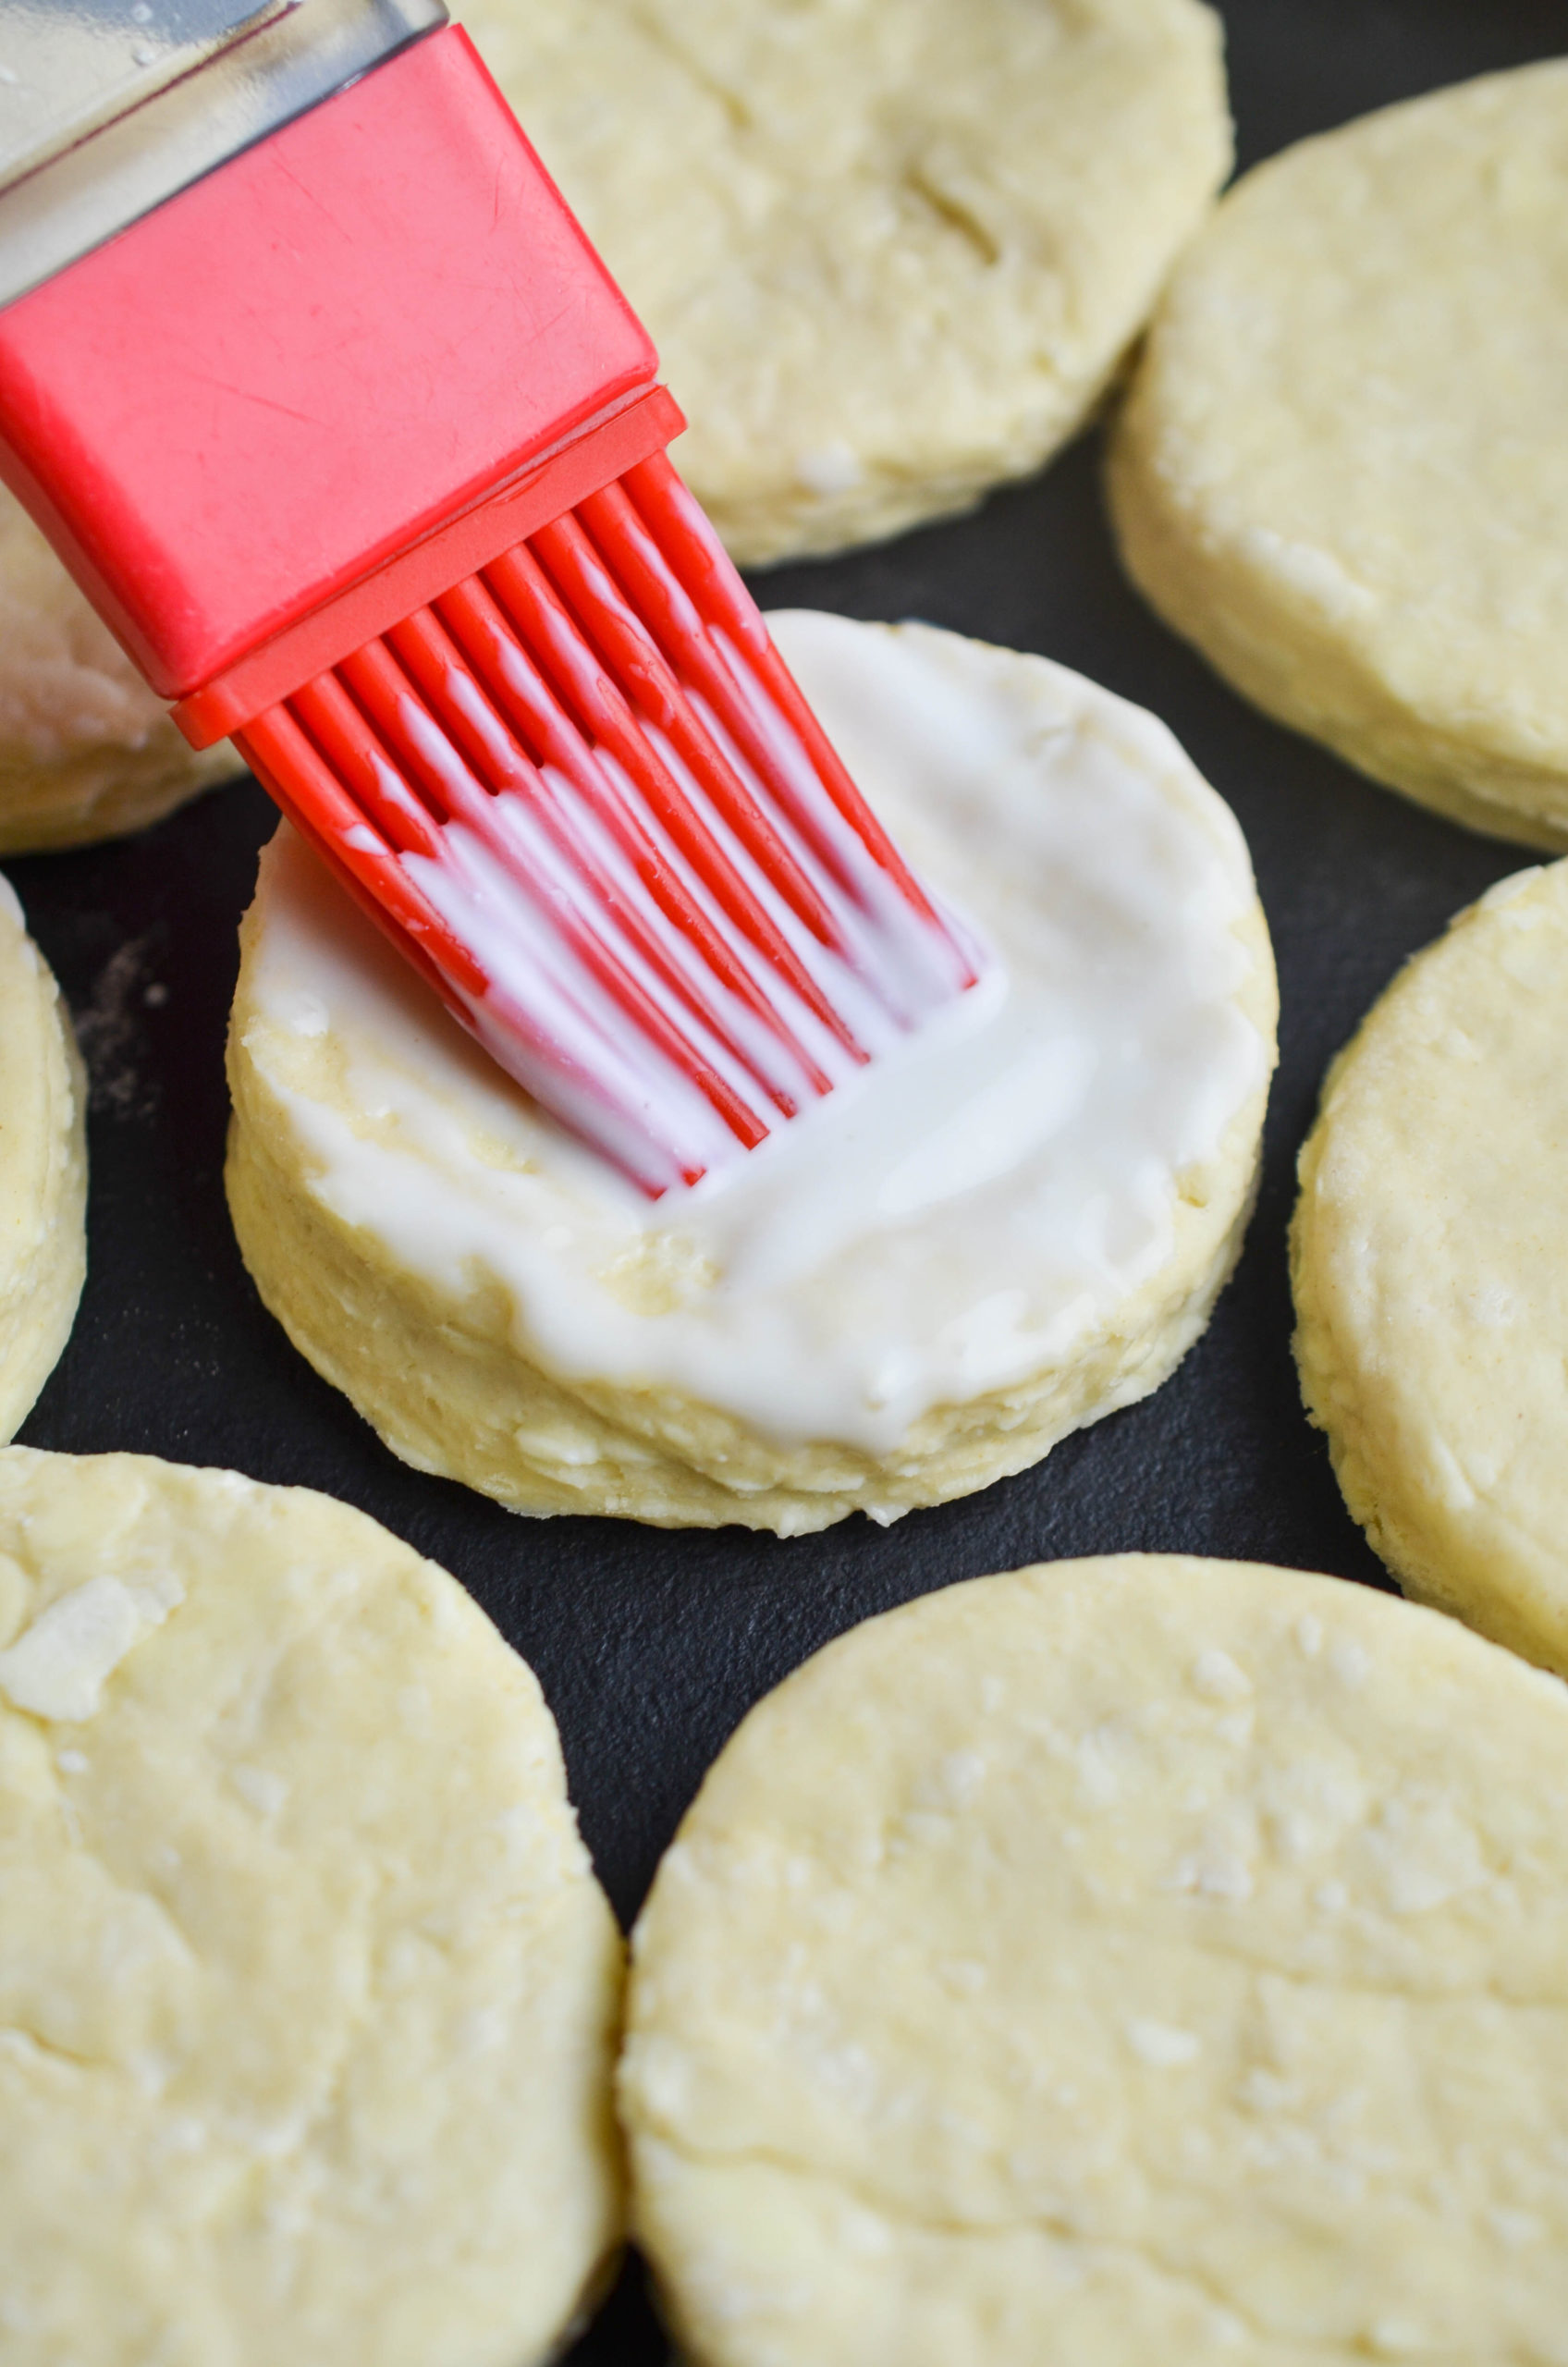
top-left (9, 3), bottom-right (1565, 2353)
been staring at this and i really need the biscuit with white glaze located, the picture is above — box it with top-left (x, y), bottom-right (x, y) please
top-left (225, 612), bottom-right (1276, 1533)
top-left (622, 1552), bottom-right (1568, 2365)
top-left (1109, 61), bottom-right (1568, 847)
top-left (0, 1445), bottom-right (624, 2364)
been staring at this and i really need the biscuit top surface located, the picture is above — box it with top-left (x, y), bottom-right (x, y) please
top-left (234, 612), bottom-right (1272, 1453)
top-left (624, 1552), bottom-right (1568, 2363)
top-left (1121, 59), bottom-right (1568, 771)
top-left (458, 0), bottom-right (1230, 559)
top-left (0, 1446), bottom-right (623, 2366)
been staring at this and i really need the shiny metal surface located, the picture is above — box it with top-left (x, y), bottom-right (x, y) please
top-left (0, 0), bottom-right (446, 304)
top-left (0, 0), bottom-right (296, 189)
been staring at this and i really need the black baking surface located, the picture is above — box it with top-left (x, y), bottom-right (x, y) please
top-left (8, 3), bottom-right (1566, 2355)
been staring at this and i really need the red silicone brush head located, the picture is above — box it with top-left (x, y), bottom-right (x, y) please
top-left (233, 448), bottom-right (986, 1196)
top-left (0, 23), bottom-right (987, 1194)
top-left (0, 28), bottom-right (656, 695)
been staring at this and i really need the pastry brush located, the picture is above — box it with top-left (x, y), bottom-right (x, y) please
top-left (0, 0), bottom-right (983, 1193)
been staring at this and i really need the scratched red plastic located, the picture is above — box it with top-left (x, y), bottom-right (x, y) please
top-left (0, 27), bottom-right (655, 694)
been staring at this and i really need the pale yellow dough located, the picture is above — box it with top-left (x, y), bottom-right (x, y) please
top-left (457, 0), bottom-right (1231, 565)
top-left (0, 488), bottom-right (240, 854)
top-left (0, 875), bottom-right (85, 1437)
top-left (622, 1552), bottom-right (1568, 2366)
top-left (1109, 61), bottom-right (1568, 847)
top-left (0, 1447), bottom-right (625, 2366)
top-left (1292, 860), bottom-right (1568, 1676)
top-left (224, 616), bottom-right (1275, 1534)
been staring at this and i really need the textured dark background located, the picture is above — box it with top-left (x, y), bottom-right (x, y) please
top-left (10, 2), bottom-right (1567, 2353)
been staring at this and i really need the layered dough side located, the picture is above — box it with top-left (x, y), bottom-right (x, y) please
top-left (0, 492), bottom-right (240, 856)
top-left (0, 876), bottom-right (86, 1438)
top-left (227, 1012), bottom-right (1267, 1531)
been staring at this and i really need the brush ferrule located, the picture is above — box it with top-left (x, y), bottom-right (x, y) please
top-left (0, 0), bottom-right (446, 305)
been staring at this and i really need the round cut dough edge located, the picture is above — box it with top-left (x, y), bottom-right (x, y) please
top-left (224, 616), bottom-right (1276, 1534)
top-left (1292, 858), bottom-right (1568, 1675)
top-left (0, 1444), bottom-right (626, 2366)
top-left (458, 0), bottom-right (1231, 565)
top-left (621, 1551), bottom-right (1568, 2366)
top-left (0, 492), bottom-right (240, 856)
top-left (0, 874), bottom-right (86, 1437)
top-left (1108, 60), bottom-right (1568, 847)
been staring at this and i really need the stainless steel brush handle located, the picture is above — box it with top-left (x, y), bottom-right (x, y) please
top-left (0, 0), bottom-right (446, 303)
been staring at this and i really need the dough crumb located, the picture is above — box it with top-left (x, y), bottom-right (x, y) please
top-left (0, 1574), bottom-right (179, 1721)
top-left (1125, 2019), bottom-right (1200, 2067)
top-left (230, 1764), bottom-right (288, 1817)
top-left (1192, 1647), bottom-right (1252, 1700)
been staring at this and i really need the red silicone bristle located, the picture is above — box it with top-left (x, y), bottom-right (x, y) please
top-left (386, 608), bottom-right (537, 797)
top-left (621, 452), bottom-right (973, 964)
top-left (337, 619), bottom-right (833, 1110)
top-left (483, 541), bottom-right (867, 1057)
top-left (334, 646), bottom-right (783, 1139)
top-left (423, 587), bottom-right (833, 1104)
top-left (386, 604), bottom-right (818, 1115)
top-left (243, 449), bottom-right (982, 1193)
top-left (528, 510), bottom-right (849, 948)
top-left (574, 480), bottom-right (865, 904)
top-left (282, 649), bottom-right (781, 1169)
top-left (288, 672), bottom-right (445, 860)
top-left (236, 705), bottom-right (484, 1012)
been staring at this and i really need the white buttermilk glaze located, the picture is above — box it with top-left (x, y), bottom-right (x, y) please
top-left (241, 614), bottom-right (1269, 1452)
top-left (388, 608), bottom-right (986, 1194)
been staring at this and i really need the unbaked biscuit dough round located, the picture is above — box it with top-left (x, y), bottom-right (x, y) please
top-left (0, 488), bottom-right (241, 854)
top-left (1292, 860), bottom-right (1568, 1676)
top-left (0, 1445), bottom-right (624, 2366)
top-left (1109, 61), bottom-right (1568, 848)
top-left (457, 0), bottom-right (1231, 565)
top-left (622, 1552), bottom-right (1568, 2366)
top-left (226, 612), bottom-right (1276, 1534)
top-left (0, 875), bottom-right (85, 1438)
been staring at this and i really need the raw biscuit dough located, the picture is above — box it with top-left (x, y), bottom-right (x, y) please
top-left (0, 874), bottom-right (85, 1437)
top-left (0, 488), bottom-right (241, 854)
top-left (1292, 859), bottom-right (1568, 1676)
top-left (0, 1445), bottom-right (625, 2366)
top-left (458, 0), bottom-right (1231, 564)
top-left (1109, 61), bottom-right (1568, 847)
top-left (225, 612), bottom-right (1276, 1534)
top-left (621, 1552), bottom-right (1568, 2366)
